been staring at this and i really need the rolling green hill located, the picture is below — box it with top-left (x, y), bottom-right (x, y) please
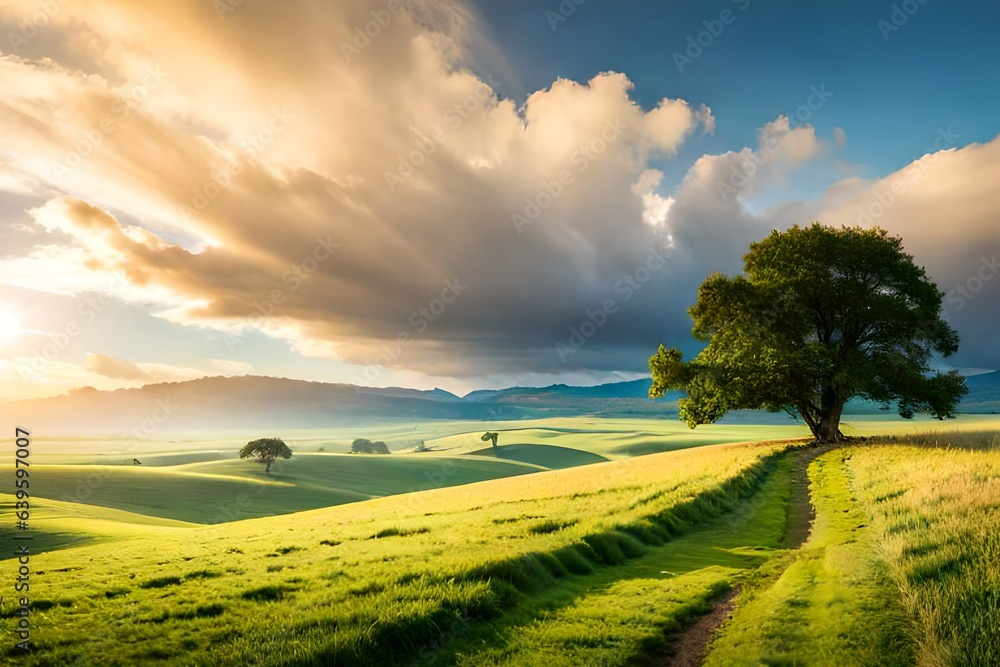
top-left (7, 454), bottom-right (546, 526)
top-left (464, 443), bottom-right (609, 469)
top-left (2, 421), bottom-right (998, 665)
top-left (3, 438), bottom-right (792, 666)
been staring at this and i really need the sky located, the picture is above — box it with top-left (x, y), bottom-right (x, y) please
top-left (0, 0), bottom-right (998, 400)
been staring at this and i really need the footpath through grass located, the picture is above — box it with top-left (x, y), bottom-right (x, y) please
top-left (706, 430), bottom-right (1000, 667)
top-left (705, 449), bottom-right (913, 666)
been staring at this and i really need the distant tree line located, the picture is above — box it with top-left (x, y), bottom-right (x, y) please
top-left (351, 438), bottom-right (391, 455)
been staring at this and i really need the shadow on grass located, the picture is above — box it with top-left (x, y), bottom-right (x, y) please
top-left (413, 452), bottom-right (800, 665)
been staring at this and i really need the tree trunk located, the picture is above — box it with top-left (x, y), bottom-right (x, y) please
top-left (491, 436), bottom-right (498, 449)
top-left (815, 401), bottom-right (845, 443)
top-left (265, 460), bottom-right (272, 473)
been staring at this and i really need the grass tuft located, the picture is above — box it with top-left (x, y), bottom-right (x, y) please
top-left (527, 519), bottom-right (578, 534)
top-left (139, 576), bottom-right (182, 589)
top-left (241, 585), bottom-right (291, 602)
top-left (370, 526), bottom-right (431, 539)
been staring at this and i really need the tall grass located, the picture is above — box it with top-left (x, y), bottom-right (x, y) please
top-left (704, 449), bottom-right (914, 667)
top-left (867, 428), bottom-right (1000, 451)
top-left (849, 430), bottom-right (1000, 666)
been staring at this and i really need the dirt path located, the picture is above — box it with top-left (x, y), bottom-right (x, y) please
top-left (661, 588), bottom-right (739, 667)
top-left (781, 444), bottom-right (833, 548)
top-left (658, 444), bottom-right (836, 666)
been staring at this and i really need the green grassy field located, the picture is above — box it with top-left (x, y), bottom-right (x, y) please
top-left (2, 417), bottom-right (998, 665)
top-left (705, 431), bottom-right (1000, 666)
top-left (1, 454), bottom-right (547, 530)
top-left (37, 413), bottom-right (1000, 464)
top-left (3, 437), bottom-right (793, 665)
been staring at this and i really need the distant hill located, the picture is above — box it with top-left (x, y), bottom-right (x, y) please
top-left (464, 379), bottom-right (654, 401)
top-left (0, 376), bottom-right (522, 435)
top-left (956, 371), bottom-right (1000, 413)
top-left (491, 372), bottom-right (1000, 417)
top-left (462, 379), bottom-right (681, 420)
top-left (3, 371), bottom-right (994, 435)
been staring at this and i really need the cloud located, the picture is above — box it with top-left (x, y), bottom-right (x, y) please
top-left (0, 352), bottom-right (221, 399)
top-left (631, 169), bottom-right (675, 229)
top-left (649, 116), bottom-right (825, 275)
top-left (834, 126), bottom-right (847, 149)
top-left (0, 0), bottom-right (994, 386)
top-left (210, 359), bottom-right (254, 376)
top-left (85, 353), bottom-right (149, 380)
top-left (0, 0), bottom-right (716, 380)
top-left (801, 136), bottom-right (1000, 368)
top-left (85, 352), bottom-right (211, 383)
top-left (758, 115), bottom-right (821, 167)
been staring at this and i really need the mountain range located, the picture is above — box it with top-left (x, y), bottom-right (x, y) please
top-left (2, 371), bottom-right (996, 435)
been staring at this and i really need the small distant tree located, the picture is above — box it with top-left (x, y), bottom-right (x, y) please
top-left (351, 438), bottom-right (391, 454)
top-left (481, 432), bottom-right (499, 449)
top-left (239, 437), bottom-right (292, 473)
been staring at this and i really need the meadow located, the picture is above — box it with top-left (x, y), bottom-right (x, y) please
top-left (1, 417), bottom-right (998, 665)
top-left (3, 436), bottom-right (793, 665)
top-left (705, 431), bottom-right (1000, 666)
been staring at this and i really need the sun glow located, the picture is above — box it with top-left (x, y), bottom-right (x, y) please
top-left (0, 307), bottom-right (23, 345)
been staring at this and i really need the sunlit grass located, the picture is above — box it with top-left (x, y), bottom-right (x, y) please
top-left (448, 455), bottom-right (798, 665)
top-left (5, 420), bottom-right (999, 665)
top-left (705, 450), bottom-right (913, 667)
top-left (854, 431), bottom-right (1000, 666)
top-left (707, 430), bottom-right (1000, 667)
top-left (2, 439), bottom-right (794, 665)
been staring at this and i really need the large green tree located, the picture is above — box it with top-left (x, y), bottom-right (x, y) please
top-left (649, 224), bottom-right (967, 442)
top-left (239, 437), bottom-right (293, 473)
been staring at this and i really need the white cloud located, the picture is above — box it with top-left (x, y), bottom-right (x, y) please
top-left (632, 169), bottom-right (675, 229)
top-left (834, 126), bottom-right (846, 149)
top-left (0, 1), bottom-right (713, 378)
top-left (210, 359), bottom-right (254, 376)
top-left (0, 0), bottom-right (994, 385)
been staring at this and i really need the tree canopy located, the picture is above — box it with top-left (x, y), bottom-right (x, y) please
top-left (239, 437), bottom-right (293, 473)
top-left (351, 438), bottom-right (391, 455)
top-left (649, 223), bottom-right (967, 442)
top-left (481, 432), bottom-right (499, 448)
